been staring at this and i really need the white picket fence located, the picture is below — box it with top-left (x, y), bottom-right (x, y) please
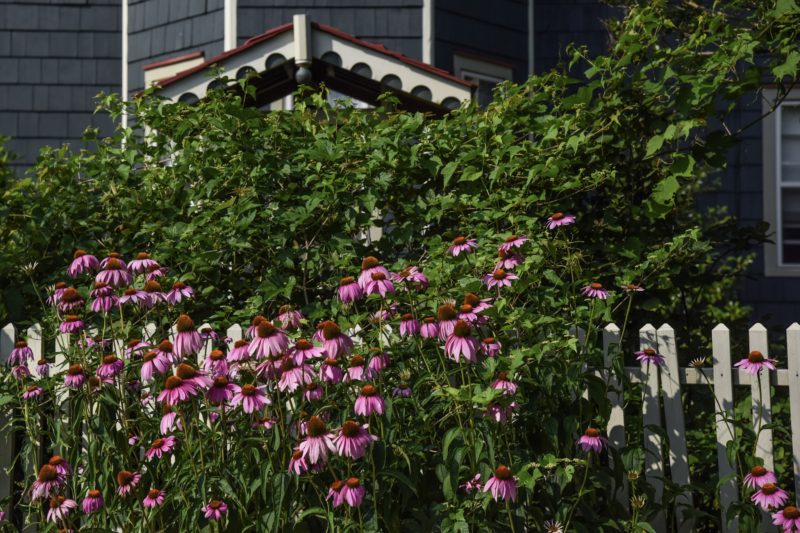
top-left (0, 320), bottom-right (798, 532)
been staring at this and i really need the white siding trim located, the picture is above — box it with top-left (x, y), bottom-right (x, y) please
top-left (224, 0), bottom-right (238, 52)
top-left (422, 0), bottom-right (434, 65)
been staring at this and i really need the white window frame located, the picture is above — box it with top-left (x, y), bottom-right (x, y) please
top-left (763, 88), bottom-right (800, 276)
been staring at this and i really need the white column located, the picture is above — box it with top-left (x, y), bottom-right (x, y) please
top-left (224, 0), bottom-right (238, 52)
top-left (293, 13), bottom-right (311, 67)
top-left (121, 0), bottom-right (129, 128)
top-left (422, 0), bottom-right (434, 64)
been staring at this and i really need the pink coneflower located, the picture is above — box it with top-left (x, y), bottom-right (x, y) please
top-left (338, 276), bottom-right (364, 304)
top-left (202, 499), bottom-right (228, 521)
top-left (124, 338), bottom-right (149, 359)
top-left (485, 402), bottom-right (516, 424)
top-left (391, 266), bottom-right (429, 290)
top-left (278, 358), bottom-right (315, 392)
top-left (48, 455), bottom-right (72, 478)
top-left (582, 282), bottom-right (608, 299)
top-left (368, 348), bottom-right (390, 374)
top-left (465, 292), bottom-right (493, 313)
top-left (203, 349), bottom-right (229, 377)
top-left (420, 317), bottom-right (439, 339)
top-left (246, 315), bottom-right (267, 339)
top-left (735, 351), bottom-right (777, 375)
top-left (399, 313), bottom-right (420, 337)
top-left (457, 304), bottom-right (479, 323)
top-left (231, 383), bottom-right (270, 414)
top-left (64, 364), bottom-right (86, 388)
top-left (371, 304), bottom-right (397, 323)
top-left (141, 351), bottom-right (169, 382)
top-left (481, 337), bottom-right (502, 357)
top-left (31, 464), bottom-right (63, 500)
top-left (119, 287), bottom-right (149, 307)
top-left (752, 483), bottom-right (789, 510)
top-left (9, 340), bottom-right (33, 365)
top-left (445, 321), bottom-right (480, 364)
top-left (461, 474), bottom-right (482, 494)
top-left (253, 416), bottom-right (274, 430)
top-left (484, 465), bottom-right (517, 502)
top-left (207, 376), bottom-right (236, 403)
top-left (47, 495), bottom-right (77, 523)
top-left (166, 280), bottom-right (194, 305)
top-left (58, 287), bottom-right (84, 312)
top-left (116, 470), bottom-right (141, 496)
top-left (174, 315), bottom-right (203, 357)
top-left (344, 355), bottom-right (371, 382)
top-left (68, 249), bottom-right (100, 277)
top-left (155, 339), bottom-right (178, 365)
top-left (546, 212), bottom-right (576, 229)
top-left (48, 281), bottom-right (69, 306)
top-left (393, 383), bottom-right (412, 398)
top-left (319, 321), bottom-right (353, 359)
top-left (160, 404), bottom-right (179, 434)
top-left (623, 283), bottom-right (645, 293)
top-left (276, 304), bottom-right (303, 330)
top-left (299, 416), bottom-right (335, 465)
top-left (365, 272), bottom-right (395, 297)
top-left (773, 506), bottom-right (800, 531)
top-left (358, 256), bottom-right (390, 290)
top-left (97, 354), bottom-right (124, 379)
top-left (35, 358), bottom-right (50, 377)
top-left (288, 448), bottom-right (309, 475)
top-left (437, 304), bottom-right (458, 340)
top-left (59, 315), bottom-right (84, 334)
top-left (228, 339), bottom-right (251, 363)
top-left (127, 252), bottom-right (157, 274)
top-left (334, 420), bottom-right (378, 459)
top-left (91, 292), bottom-right (118, 312)
top-left (304, 382), bottom-right (324, 402)
top-left (327, 480), bottom-right (346, 508)
top-left (354, 384), bottom-right (385, 416)
top-left (496, 249), bottom-right (523, 270)
top-left (12, 365), bottom-right (30, 380)
top-left (577, 428), bottom-right (607, 454)
top-left (341, 477), bottom-right (366, 507)
top-left (82, 489), bottom-right (104, 514)
top-left (483, 269), bottom-right (518, 289)
top-left (90, 281), bottom-right (113, 298)
top-left (498, 234), bottom-right (528, 253)
top-left (635, 348), bottom-right (665, 366)
top-left (320, 357), bottom-right (344, 384)
top-left (448, 236), bottom-right (478, 256)
top-left (248, 321), bottom-right (289, 360)
top-left (491, 371), bottom-right (516, 395)
top-left (143, 488), bottom-right (165, 508)
top-left (95, 257), bottom-right (132, 287)
top-left (157, 375), bottom-right (198, 404)
top-left (744, 465), bottom-right (777, 489)
top-left (147, 265), bottom-right (169, 279)
top-left (142, 280), bottom-right (166, 307)
top-left (145, 435), bottom-right (177, 460)
top-left (199, 327), bottom-right (219, 343)
top-left (22, 384), bottom-right (43, 400)
top-left (176, 362), bottom-right (213, 389)
top-left (289, 339), bottom-right (325, 364)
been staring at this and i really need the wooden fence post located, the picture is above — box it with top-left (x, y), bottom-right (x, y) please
top-left (602, 323), bottom-right (628, 508)
top-left (0, 324), bottom-right (15, 517)
top-left (749, 324), bottom-right (774, 471)
top-left (786, 323), bottom-right (800, 503)
top-left (712, 323), bottom-right (738, 532)
top-left (640, 324), bottom-right (666, 533)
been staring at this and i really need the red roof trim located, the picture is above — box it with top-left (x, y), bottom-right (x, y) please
top-left (155, 20), bottom-right (472, 91)
top-left (143, 51), bottom-right (205, 71)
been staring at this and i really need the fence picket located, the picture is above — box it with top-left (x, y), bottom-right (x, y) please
top-left (657, 324), bottom-right (693, 531)
top-left (26, 324), bottom-right (43, 380)
top-left (787, 323), bottom-right (800, 503)
top-left (640, 324), bottom-right (666, 533)
top-left (227, 324), bottom-right (243, 343)
top-left (142, 322), bottom-right (158, 343)
top-left (602, 323), bottom-right (628, 507)
top-left (0, 324), bottom-right (14, 517)
top-left (748, 323), bottom-right (775, 531)
top-left (712, 323), bottom-right (738, 532)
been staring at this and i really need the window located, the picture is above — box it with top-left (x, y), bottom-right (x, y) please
top-left (763, 88), bottom-right (800, 275)
top-left (453, 53), bottom-right (513, 107)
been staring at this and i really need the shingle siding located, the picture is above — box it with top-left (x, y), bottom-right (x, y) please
top-left (0, 0), bottom-right (120, 173)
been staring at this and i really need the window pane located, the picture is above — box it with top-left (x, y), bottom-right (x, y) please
top-left (782, 105), bottom-right (800, 135)
top-left (782, 164), bottom-right (800, 182)
top-left (782, 188), bottom-right (800, 264)
top-left (782, 136), bottom-right (800, 165)
top-left (784, 244), bottom-right (800, 263)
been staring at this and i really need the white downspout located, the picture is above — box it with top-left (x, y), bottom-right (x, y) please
top-left (121, 0), bottom-right (128, 129)
top-left (224, 0), bottom-right (238, 51)
top-left (422, 0), bottom-right (434, 64)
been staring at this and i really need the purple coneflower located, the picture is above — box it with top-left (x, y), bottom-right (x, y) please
top-left (354, 384), bottom-right (385, 417)
top-left (364, 272), bottom-right (395, 297)
top-left (420, 317), bottom-right (439, 339)
top-left (176, 362), bottom-right (212, 389)
top-left (9, 340), bottom-right (33, 365)
top-left (207, 376), bottom-right (236, 403)
top-left (368, 348), bottom-right (390, 374)
top-left (97, 354), bottom-right (124, 379)
top-left (288, 448), bottom-right (309, 475)
top-left (744, 465), bottom-right (777, 489)
top-left (154, 339), bottom-right (178, 365)
top-left (59, 315), bottom-right (84, 334)
top-left (464, 292), bottom-right (492, 313)
top-left (773, 506), bottom-right (800, 531)
top-left (91, 291), bottom-right (118, 312)
top-left (457, 304), bottom-right (479, 323)
top-left (371, 304), bottom-right (397, 323)
top-left (166, 280), bottom-right (194, 305)
top-left (445, 321), bottom-right (480, 364)
top-left (47, 495), bottom-right (77, 523)
top-left (36, 358), bottom-right (49, 377)
top-left (143, 488), bottom-right (165, 508)
top-left (95, 257), bottom-right (132, 287)
top-left (481, 337), bottom-right (501, 357)
top-left (461, 473), bottom-right (482, 494)
top-left (582, 282), bottom-right (608, 299)
top-left (496, 249), bottom-right (523, 270)
top-left (203, 349), bottom-right (229, 377)
top-left (485, 402), bottom-right (516, 424)
top-left (289, 339), bottom-right (325, 364)
top-left (12, 365), bottom-right (30, 380)
top-left (199, 327), bottom-right (219, 343)
top-left (228, 339), bottom-right (251, 363)
top-left (275, 304), bottom-right (303, 330)
top-left (31, 464), bottom-right (63, 500)
top-left (338, 276), bottom-right (363, 304)
top-left (391, 266), bottom-right (429, 290)
top-left (299, 416), bottom-right (335, 465)
top-left (437, 304), bottom-right (458, 340)
top-left (327, 480), bottom-right (345, 508)
top-left (635, 348), bottom-right (665, 366)
top-left (146, 435), bottom-right (176, 460)
top-left (245, 315), bottom-right (267, 339)
top-left (483, 269), bottom-right (518, 289)
top-left (341, 477), bottom-right (366, 507)
top-left (142, 280), bottom-right (166, 307)
top-left (318, 321), bottom-right (353, 359)
top-left (577, 427), bottom-right (607, 454)
top-left (64, 364), bottom-right (86, 388)
top-left (48, 281), bottom-right (69, 306)
top-left (146, 264), bottom-right (168, 280)
top-left (248, 321), bottom-right (289, 360)
top-left (752, 483), bottom-right (789, 511)
top-left (82, 489), bottom-right (104, 514)
top-left (118, 287), bottom-right (147, 308)
top-left (116, 470), bottom-right (141, 496)
top-left (304, 382), bottom-right (324, 402)
top-left (357, 256), bottom-right (390, 290)
top-left (128, 252), bottom-right (159, 274)
top-left (157, 375), bottom-right (198, 404)
top-left (734, 350), bottom-right (777, 375)
top-left (344, 355), bottom-right (370, 382)
top-left (623, 283), bottom-right (645, 293)
top-left (68, 249), bottom-right (99, 277)
top-left (174, 315), bottom-right (203, 357)
top-left (141, 351), bottom-right (169, 382)
top-left (491, 371), bottom-right (516, 396)
top-left (483, 465), bottom-right (517, 502)
top-left (124, 338), bottom-right (149, 359)
top-left (22, 384), bottom-right (43, 400)
top-left (393, 383), bottom-right (412, 398)
top-left (47, 455), bottom-right (71, 477)
top-left (203, 499), bottom-right (228, 521)
top-left (448, 236), bottom-right (477, 256)
top-left (334, 420), bottom-right (378, 459)
top-left (320, 357), bottom-right (344, 384)
top-left (399, 313), bottom-right (419, 337)
top-left (278, 358), bottom-right (315, 392)
top-left (498, 234), bottom-right (528, 253)
top-left (90, 280), bottom-right (113, 298)
top-left (231, 383), bottom-right (270, 414)
top-left (546, 212), bottom-right (576, 229)
top-left (58, 287), bottom-right (84, 312)
top-left (160, 404), bottom-right (179, 434)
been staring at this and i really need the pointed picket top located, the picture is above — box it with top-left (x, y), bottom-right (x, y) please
top-left (0, 323), bottom-right (16, 364)
top-left (227, 324), bottom-right (243, 343)
top-left (749, 322), bottom-right (768, 333)
top-left (604, 323), bottom-right (620, 334)
top-left (713, 323), bottom-right (730, 332)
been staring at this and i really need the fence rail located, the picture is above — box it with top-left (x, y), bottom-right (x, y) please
top-left (1, 321), bottom-right (799, 532)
